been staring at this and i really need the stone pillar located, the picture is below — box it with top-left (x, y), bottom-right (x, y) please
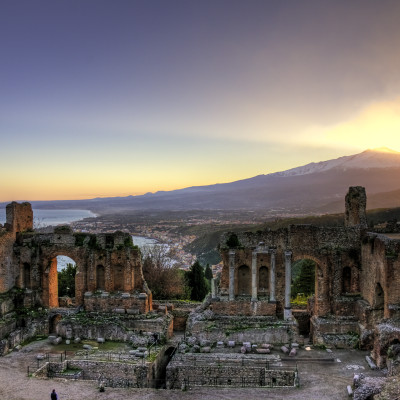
top-left (269, 249), bottom-right (276, 302)
top-left (284, 250), bottom-right (292, 320)
top-left (211, 278), bottom-right (216, 298)
top-left (229, 250), bottom-right (235, 301)
top-left (251, 251), bottom-right (258, 301)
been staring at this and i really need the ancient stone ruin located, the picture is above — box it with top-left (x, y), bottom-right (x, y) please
top-left (0, 186), bottom-right (399, 394)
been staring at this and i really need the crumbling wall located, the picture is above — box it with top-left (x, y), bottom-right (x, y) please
top-left (345, 186), bottom-right (367, 228)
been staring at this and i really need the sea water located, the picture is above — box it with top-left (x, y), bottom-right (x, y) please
top-left (0, 208), bottom-right (95, 228)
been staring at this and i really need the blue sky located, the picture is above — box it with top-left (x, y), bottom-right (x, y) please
top-left (1, 0), bottom-right (400, 201)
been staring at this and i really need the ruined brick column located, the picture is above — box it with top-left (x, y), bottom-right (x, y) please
top-left (251, 251), bottom-right (258, 301)
top-left (229, 249), bottom-right (235, 301)
top-left (270, 249), bottom-right (276, 302)
top-left (345, 186), bottom-right (367, 228)
top-left (284, 250), bottom-right (292, 320)
top-left (211, 278), bottom-right (216, 298)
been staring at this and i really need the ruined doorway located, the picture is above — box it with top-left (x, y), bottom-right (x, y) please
top-left (291, 259), bottom-right (316, 336)
top-left (49, 314), bottom-right (62, 334)
top-left (238, 265), bottom-right (251, 295)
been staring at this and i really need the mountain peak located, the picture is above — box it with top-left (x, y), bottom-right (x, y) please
top-left (366, 147), bottom-right (400, 154)
top-left (273, 147), bottom-right (400, 178)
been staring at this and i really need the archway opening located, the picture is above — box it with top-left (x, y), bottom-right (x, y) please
top-left (291, 259), bottom-right (316, 337)
top-left (237, 265), bottom-right (251, 295)
top-left (49, 314), bottom-right (62, 334)
top-left (48, 255), bottom-right (77, 308)
top-left (292, 259), bottom-right (316, 298)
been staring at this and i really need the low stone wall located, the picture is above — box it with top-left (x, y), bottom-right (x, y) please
top-left (210, 300), bottom-right (277, 316)
top-left (166, 356), bottom-right (297, 389)
top-left (188, 313), bottom-right (296, 344)
top-left (310, 316), bottom-right (360, 347)
top-left (84, 294), bottom-right (149, 314)
top-left (56, 312), bottom-right (173, 343)
top-left (0, 315), bottom-right (48, 355)
top-left (67, 360), bottom-right (148, 387)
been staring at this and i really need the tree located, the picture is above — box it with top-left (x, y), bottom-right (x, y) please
top-left (58, 263), bottom-right (76, 297)
top-left (186, 260), bottom-right (208, 301)
top-left (204, 264), bottom-right (213, 281)
top-left (141, 245), bottom-right (189, 300)
top-left (291, 259), bottom-right (315, 297)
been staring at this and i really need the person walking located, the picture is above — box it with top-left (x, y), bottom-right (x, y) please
top-left (50, 389), bottom-right (58, 400)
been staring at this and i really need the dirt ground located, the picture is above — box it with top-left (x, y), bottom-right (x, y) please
top-left (0, 340), bottom-right (385, 400)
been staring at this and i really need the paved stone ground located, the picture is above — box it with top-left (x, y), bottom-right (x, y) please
top-left (0, 340), bottom-right (386, 400)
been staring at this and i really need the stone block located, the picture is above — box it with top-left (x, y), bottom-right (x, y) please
top-left (137, 346), bottom-right (147, 352)
top-left (365, 356), bottom-right (377, 370)
top-left (84, 291), bottom-right (92, 297)
top-left (281, 346), bottom-right (289, 354)
top-left (217, 341), bottom-right (224, 348)
top-left (138, 293), bottom-right (148, 300)
top-left (97, 338), bottom-right (105, 343)
top-left (74, 337), bottom-right (81, 344)
top-left (65, 340), bottom-right (70, 345)
top-left (200, 339), bottom-right (211, 347)
top-left (243, 341), bottom-right (251, 348)
top-left (201, 346), bottom-right (211, 353)
top-left (113, 308), bottom-right (126, 314)
top-left (127, 309), bottom-right (140, 315)
top-left (36, 354), bottom-right (45, 360)
top-left (256, 348), bottom-right (270, 354)
top-left (121, 293), bottom-right (130, 298)
top-left (48, 335), bottom-right (56, 343)
top-left (100, 292), bottom-right (109, 298)
top-left (289, 348), bottom-right (297, 357)
top-left (53, 337), bottom-right (62, 345)
top-left (227, 341), bottom-right (235, 347)
top-left (83, 344), bottom-right (92, 350)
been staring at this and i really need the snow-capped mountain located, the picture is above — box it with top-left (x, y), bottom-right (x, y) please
top-left (7, 148), bottom-right (400, 214)
top-left (273, 148), bottom-right (400, 177)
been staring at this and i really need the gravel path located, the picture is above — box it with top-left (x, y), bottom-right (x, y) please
top-left (0, 340), bottom-right (384, 400)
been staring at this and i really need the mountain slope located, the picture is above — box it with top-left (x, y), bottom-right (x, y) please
top-left (4, 148), bottom-right (400, 214)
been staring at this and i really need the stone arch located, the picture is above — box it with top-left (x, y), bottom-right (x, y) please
top-left (49, 313), bottom-right (62, 334)
top-left (113, 264), bottom-right (124, 291)
top-left (293, 253), bottom-right (328, 316)
top-left (342, 266), bottom-right (352, 294)
top-left (23, 262), bottom-right (31, 289)
top-left (237, 265), bottom-right (251, 295)
top-left (96, 264), bottom-right (105, 290)
top-left (258, 265), bottom-right (269, 292)
top-left (43, 252), bottom-right (80, 308)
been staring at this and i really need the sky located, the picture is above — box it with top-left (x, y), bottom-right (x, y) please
top-left (1, 0), bottom-right (400, 201)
